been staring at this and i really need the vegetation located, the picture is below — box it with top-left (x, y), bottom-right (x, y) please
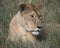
top-left (0, 0), bottom-right (60, 48)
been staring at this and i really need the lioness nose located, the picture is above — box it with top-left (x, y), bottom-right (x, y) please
top-left (37, 26), bottom-right (41, 29)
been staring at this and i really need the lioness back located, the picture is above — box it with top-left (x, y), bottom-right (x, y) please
top-left (8, 3), bottom-right (42, 43)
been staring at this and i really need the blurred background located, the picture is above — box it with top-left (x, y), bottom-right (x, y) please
top-left (0, 0), bottom-right (60, 48)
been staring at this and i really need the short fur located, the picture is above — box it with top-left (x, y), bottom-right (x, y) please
top-left (8, 3), bottom-right (42, 43)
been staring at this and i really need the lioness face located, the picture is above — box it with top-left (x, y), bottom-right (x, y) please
top-left (19, 4), bottom-right (42, 35)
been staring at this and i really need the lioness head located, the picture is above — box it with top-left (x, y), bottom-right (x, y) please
top-left (8, 3), bottom-right (42, 42)
top-left (19, 3), bottom-right (42, 35)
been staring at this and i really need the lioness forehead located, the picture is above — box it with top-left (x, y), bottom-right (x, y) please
top-left (19, 3), bottom-right (41, 16)
top-left (19, 3), bottom-right (39, 12)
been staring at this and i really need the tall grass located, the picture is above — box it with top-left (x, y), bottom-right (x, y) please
top-left (0, 0), bottom-right (60, 48)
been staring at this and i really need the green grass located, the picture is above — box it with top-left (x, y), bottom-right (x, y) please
top-left (0, 0), bottom-right (60, 48)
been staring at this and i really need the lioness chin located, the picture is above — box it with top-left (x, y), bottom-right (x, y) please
top-left (8, 3), bottom-right (42, 43)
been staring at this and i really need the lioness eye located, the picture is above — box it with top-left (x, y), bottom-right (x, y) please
top-left (39, 15), bottom-right (42, 17)
top-left (39, 15), bottom-right (42, 18)
top-left (30, 15), bottom-right (34, 18)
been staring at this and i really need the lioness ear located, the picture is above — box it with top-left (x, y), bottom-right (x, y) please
top-left (19, 4), bottom-right (26, 12)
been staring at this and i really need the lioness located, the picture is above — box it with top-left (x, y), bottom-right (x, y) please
top-left (8, 3), bottom-right (42, 43)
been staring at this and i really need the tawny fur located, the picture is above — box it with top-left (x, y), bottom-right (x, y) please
top-left (8, 3), bottom-right (42, 43)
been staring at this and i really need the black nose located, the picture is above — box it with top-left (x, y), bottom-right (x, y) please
top-left (37, 26), bottom-right (41, 29)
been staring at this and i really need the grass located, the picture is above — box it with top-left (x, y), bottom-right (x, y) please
top-left (0, 0), bottom-right (60, 48)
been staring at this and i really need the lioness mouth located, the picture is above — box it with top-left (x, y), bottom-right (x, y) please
top-left (26, 29), bottom-right (41, 35)
top-left (26, 29), bottom-right (41, 32)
